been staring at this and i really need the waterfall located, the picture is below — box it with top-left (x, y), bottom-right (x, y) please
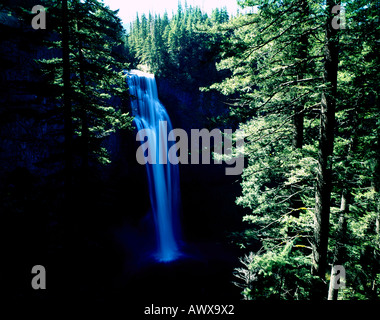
top-left (127, 70), bottom-right (182, 262)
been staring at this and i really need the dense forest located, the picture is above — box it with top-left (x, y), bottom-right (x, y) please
top-left (0, 0), bottom-right (379, 307)
top-left (210, 0), bottom-right (380, 300)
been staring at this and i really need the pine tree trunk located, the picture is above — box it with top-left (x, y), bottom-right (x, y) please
top-left (78, 38), bottom-right (89, 185)
top-left (312, 0), bottom-right (339, 299)
top-left (62, 0), bottom-right (73, 204)
top-left (292, 0), bottom-right (308, 150)
top-left (328, 191), bottom-right (349, 300)
top-left (75, 2), bottom-right (90, 210)
top-left (292, 93), bottom-right (304, 149)
top-left (290, 0), bottom-right (308, 219)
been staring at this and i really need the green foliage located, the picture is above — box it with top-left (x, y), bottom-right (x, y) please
top-left (209, 0), bottom-right (380, 300)
top-left (38, 0), bottom-right (133, 165)
top-left (126, 5), bottom-right (229, 88)
top-left (234, 241), bottom-right (317, 300)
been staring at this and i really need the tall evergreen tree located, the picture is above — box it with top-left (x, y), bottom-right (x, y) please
top-left (39, 0), bottom-right (132, 178)
top-left (312, 0), bottom-right (340, 299)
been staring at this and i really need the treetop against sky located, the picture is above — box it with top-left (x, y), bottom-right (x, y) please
top-left (102, 0), bottom-right (243, 24)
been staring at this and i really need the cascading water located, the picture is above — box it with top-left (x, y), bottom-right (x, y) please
top-left (127, 70), bottom-right (182, 262)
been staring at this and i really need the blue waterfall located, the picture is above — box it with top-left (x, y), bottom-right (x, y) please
top-left (127, 70), bottom-right (182, 262)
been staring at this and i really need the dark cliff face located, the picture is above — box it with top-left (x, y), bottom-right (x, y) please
top-left (152, 76), bottom-right (247, 241)
top-left (0, 7), bottom-right (125, 189)
top-left (0, 10), bottom-right (64, 291)
top-left (156, 76), bottom-right (231, 133)
top-left (0, 9), bottom-right (61, 187)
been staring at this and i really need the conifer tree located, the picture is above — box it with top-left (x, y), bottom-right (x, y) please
top-left (39, 0), bottom-right (132, 178)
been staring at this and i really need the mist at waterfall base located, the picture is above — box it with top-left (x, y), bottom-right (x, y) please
top-left (127, 70), bottom-right (183, 263)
